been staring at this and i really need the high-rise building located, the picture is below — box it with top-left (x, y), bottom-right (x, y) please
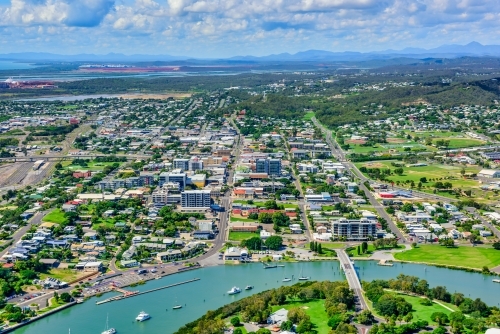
top-left (173, 158), bottom-right (189, 171)
top-left (331, 218), bottom-right (377, 240)
top-left (159, 171), bottom-right (186, 189)
top-left (255, 158), bottom-right (281, 176)
top-left (181, 190), bottom-right (211, 209)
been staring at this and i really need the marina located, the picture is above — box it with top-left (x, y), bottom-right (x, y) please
top-left (96, 278), bottom-right (200, 305)
top-left (15, 261), bottom-right (500, 334)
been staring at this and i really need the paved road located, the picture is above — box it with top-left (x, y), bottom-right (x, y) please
top-left (336, 249), bottom-right (367, 311)
top-left (465, 207), bottom-right (500, 239)
top-left (312, 117), bottom-right (406, 241)
top-left (0, 210), bottom-right (48, 258)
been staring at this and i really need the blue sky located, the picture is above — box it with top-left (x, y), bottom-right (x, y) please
top-left (0, 0), bottom-right (499, 57)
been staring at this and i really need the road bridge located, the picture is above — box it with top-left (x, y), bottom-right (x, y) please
top-left (0, 154), bottom-right (151, 162)
top-left (337, 249), bottom-right (367, 311)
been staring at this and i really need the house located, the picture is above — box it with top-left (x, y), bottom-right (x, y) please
top-left (223, 247), bottom-right (249, 260)
top-left (120, 260), bottom-right (139, 268)
top-left (132, 236), bottom-right (143, 244)
top-left (62, 203), bottom-right (77, 212)
top-left (39, 259), bottom-right (59, 268)
top-left (83, 232), bottom-right (98, 240)
top-left (192, 231), bottom-right (214, 240)
top-left (156, 249), bottom-right (182, 262)
top-left (267, 308), bottom-right (288, 325)
top-left (260, 230), bottom-right (271, 240)
top-left (76, 261), bottom-right (103, 272)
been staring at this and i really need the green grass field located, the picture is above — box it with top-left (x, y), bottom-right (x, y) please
top-left (355, 160), bottom-right (480, 188)
top-left (230, 216), bottom-right (256, 223)
top-left (228, 231), bottom-right (259, 241)
top-left (389, 292), bottom-right (453, 324)
top-left (394, 245), bottom-right (500, 269)
top-left (432, 138), bottom-right (486, 149)
top-left (42, 209), bottom-right (68, 224)
top-left (303, 112), bottom-right (315, 121)
top-left (272, 299), bottom-right (330, 334)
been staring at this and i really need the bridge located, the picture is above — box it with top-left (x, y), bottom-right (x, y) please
top-left (0, 154), bottom-right (151, 163)
top-left (337, 249), bottom-right (368, 311)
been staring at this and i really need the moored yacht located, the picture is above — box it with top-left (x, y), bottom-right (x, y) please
top-left (227, 286), bottom-right (242, 295)
top-left (135, 311), bottom-right (151, 322)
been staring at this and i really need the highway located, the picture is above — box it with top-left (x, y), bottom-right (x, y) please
top-left (311, 117), bottom-right (406, 241)
top-left (336, 249), bottom-right (367, 311)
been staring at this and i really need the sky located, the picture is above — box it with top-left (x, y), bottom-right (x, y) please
top-left (0, 0), bottom-right (500, 57)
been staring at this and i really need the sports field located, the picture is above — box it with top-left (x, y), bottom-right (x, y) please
top-left (394, 245), bottom-right (500, 269)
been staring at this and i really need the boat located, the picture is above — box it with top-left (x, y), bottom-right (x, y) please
top-left (245, 285), bottom-right (254, 290)
top-left (282, 278), bottom-right (292, 282)
top-left (493, 279), bottom-right (500, 283)
top-left (173, 305), bottom-right (183, 309)
top-left (227, 286), bottom-right (242, 295)
top-left (263, 263), bottom-right (277, 269)
top-left (101, 314), bottom-right (116, 334)
top-left (135, 311), bottom-right (151, 322)
top-left (277, 265), bottom-right (285, 267)
top-left (298, 268), bottom-right (310, 281)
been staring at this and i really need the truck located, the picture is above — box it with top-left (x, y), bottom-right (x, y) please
top-left (33, 160), bottom-right (45, 171)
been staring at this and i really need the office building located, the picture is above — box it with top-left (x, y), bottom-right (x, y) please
top-left (181, 190), bottom-right (211, 209)
top-left (331, 218), bottom-right (377, 240)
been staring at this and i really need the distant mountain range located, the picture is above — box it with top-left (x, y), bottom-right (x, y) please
top-left (2, 42), bottom-right (500, 63)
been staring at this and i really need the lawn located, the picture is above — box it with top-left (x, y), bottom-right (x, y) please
top-left (40, 269), bottom-right (86, 283)
top-left (385, 292), bottom-right (453, 324)
top-left (303, 112), bottom-right (315, 121)
top-left (432, 138), bottom-right (486, 149)
top-left (42, 209), bottom-right (68, 224)
top-left (63, 161), bottom-right (121, 172)
top-left (319, 242), bottom-right (345, 249)
top-left (394, 244), bottom-right (500, 269)
top-left (355, 160), bottom-right (481, 189)
top-left (230, 216), bottom-right (257, 223)
top-left (272, 299), bottom-right (330, 334)
top-left (228, 231), bottom-right (259, 241)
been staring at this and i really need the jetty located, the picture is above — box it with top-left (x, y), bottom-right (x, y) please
top-left (96, 278), bottom-right (200, 305)
top-left (378, 259), bottom-right (394, 266)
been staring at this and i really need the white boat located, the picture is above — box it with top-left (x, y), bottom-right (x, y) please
top-left (493, 279), bottom-right (500, 283)
top-left (298, 268), bottom-right (310, 281)
top-left (227, 286), bottom-right (242, 295)
top-left (245, 285), bottom-right (254, 290)
top-left (173, 305), bottom-right (182, 309)
top-left (135, 311), bottom-right (151, 322)
top-left (282, 278), bottom-right (292, 282)
top-left (101, 314), bottom-right (116, 334)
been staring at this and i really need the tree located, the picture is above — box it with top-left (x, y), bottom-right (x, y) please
top-left (241, 237), bottom-right (262, 250)
top-left (310, 241), bottom-right (316, 252)
top-left (234, 329), bottom-right (243, 334)
top-left (60, 292), bottom-right (72, 303)
top-left (394, 167), bottom-right (404, 175)
top-left (317, 243), bottom-right (323, 254)
top-left (280, 320), bottom-right (293, 331)
top-left (288, 307), bottom-right (310, 324)
top-left (432, 312), bottom-right (449, 326)
top-left (265, 236), bottom-right (283, 250)
top-left (256, 329), bottom-right (271, 334)
top-left (230, 316), bottom-right (241, 327)
top-left (420, 177), bottom-right (427, 183)
top-left (357, 310), bottom-right (375, 325)
top-left (493, 242), bottom-right (500, 250)
top-left (258, 213), bottom-right (273, 225)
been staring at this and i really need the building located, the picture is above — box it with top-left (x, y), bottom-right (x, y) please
top-left (152, 182), bottom-right (181, 207)
top-left (181, 190), bottom-right (211, 209)
top-left (305, 192), bottom-right (332, 202)
top-left (478, 169), bottom-right (500, 178)
top-left (255, 158), bottom-right (282, 176)
top-left (223, 247), bottom-right (249, 260)
top-left (192, 230), bottom-right (214, 240)
top-left (188, 157), bottom-right (203, 171)
top-left (331, 218), bottom-right (378, 240)
top-left (156, 249), bottom-right (182, 262)
top-left (173, 158), bottom-right (189, 171)
top-left (159, 170), bottom-right (186, 189)
top-left (267, 308), bottom-right (288, 325)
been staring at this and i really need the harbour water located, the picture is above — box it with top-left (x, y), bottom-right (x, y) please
top-left (14, 261), bottom-right (500, 334)
top-left (0, 61), bottom-right (38, 70)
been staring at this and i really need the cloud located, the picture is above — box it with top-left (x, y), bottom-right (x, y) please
top-left (0, 0), bottom-right (114, 27)
top-left (2, 0), bottom-right (500, 56)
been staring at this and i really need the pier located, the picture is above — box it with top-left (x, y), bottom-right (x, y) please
top-left (96, 278), bottom-right (200, 305)
top-left (336, 249), bottom-right (367, 311)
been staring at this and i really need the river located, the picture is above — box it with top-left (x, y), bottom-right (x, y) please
top-left (0, 61), bottom-right (39, 71)
top-left (14, 261), bottom-right (500, 334)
